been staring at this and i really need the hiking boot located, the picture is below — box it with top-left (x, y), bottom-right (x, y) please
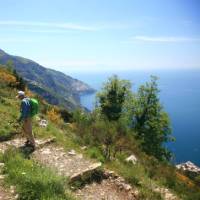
top-left (24, 140), bottom-right (31, 146)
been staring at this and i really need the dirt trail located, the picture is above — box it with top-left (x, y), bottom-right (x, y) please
top-left (33, 145), bottom-right (100, 178)
top-left (0, 138), bottom-right (137, 200)
top-left (0, 137), bottom-right (180, 200)
top-left (74, 178), bottom-right (136, 200)
top-left (0, 185), bottom-right (15, 200)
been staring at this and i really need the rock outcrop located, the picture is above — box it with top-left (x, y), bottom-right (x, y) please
top-left (176, 161), bottom-right (200, 178)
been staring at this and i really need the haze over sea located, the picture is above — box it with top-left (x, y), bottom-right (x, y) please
top-left (67, 69), bottom-right (200, 166)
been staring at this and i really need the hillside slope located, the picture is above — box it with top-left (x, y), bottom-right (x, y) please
top-left (0, 48), bottom-right (95, 110)
top-left (0, 66), bottom-right (200, 200)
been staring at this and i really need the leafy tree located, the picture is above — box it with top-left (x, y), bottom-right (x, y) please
top-left (133, 76), bottom-right (173, 161)
top-left (84, 75), bottom-right (135, 160)
top-left (13, 69), bottom-right (26, 90)
top-left (96, 75), bottom-right (133, 121)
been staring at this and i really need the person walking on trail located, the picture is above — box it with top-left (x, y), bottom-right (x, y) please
top-left (16, 91), bottom-right (36, 149)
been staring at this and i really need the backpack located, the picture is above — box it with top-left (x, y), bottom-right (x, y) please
top-left (29, 98), bottom-right (39, 117)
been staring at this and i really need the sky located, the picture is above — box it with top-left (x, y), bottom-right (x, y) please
top-left (0, 0), bottom-right (200, 72)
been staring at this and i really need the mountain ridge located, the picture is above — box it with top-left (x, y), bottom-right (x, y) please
top-left (0, 48), bottom-right (95, 110)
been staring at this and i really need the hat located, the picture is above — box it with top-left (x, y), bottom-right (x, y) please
top-left (16, 91), bottom-right (25, 98)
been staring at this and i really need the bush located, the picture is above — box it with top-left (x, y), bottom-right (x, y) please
top-left (194, 175), bottom-right (200, 186)
top-left (86, 147), bottom-right (105, 163)
top-left (47, 107), bottom-right (63, 124)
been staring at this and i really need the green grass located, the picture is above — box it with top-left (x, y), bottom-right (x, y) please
top-left (33, 120), bottom-right (81, 152)
top-left (106, 159), bottom-right (164, 200)
top-left (106, 156), bottom-right (200, 200)
top-left (0, 87), bottom-right (20, 141)
top-left (1, 148), bottom-right (75, 200)
top-left (85, 146), bottom-right (105, 163)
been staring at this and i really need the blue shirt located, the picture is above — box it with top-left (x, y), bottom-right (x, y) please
top-left (19, 97), bottom-right (31, 121)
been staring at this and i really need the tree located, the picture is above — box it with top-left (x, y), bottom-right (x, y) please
top-left (134, 76), bottom-right (173, 161)
top-left (13, 69), bottom-right (26, 90)
top-left (92, 76), bottom-right (135, 160)
top-left (96, 75), bottom-right (133, 121)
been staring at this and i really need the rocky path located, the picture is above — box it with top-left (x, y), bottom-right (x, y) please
top-left (0, 185), bottom-right (15, 200)
top-left (74, 178), bottom-right (135, 200)
top-left (154, 187), bottom-right (179, 200)
top-left (32, 145), bottom-right (101, 178)
top-left (0, 138), bottom-right (137, 200)
top-left (0, 137), bottom-right (180, 200)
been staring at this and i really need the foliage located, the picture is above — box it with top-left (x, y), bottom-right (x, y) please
top-left (60, 109), bottom-right (73, 123)
top-left (0, 66), bottom-right (17, 87)
top-left (0, 68), bottom-right (20, 140)
top-left (86, 147), bottom-right (105, 163)
top-left (96, 75), bottom-right (133, 121)
top-left (133, 76), bottom-right (173, 161)
top-left (12, 69), bottom-right (26, 91)
top-left (90, 119), bottom-right (118, 160)
top-left (194, 175), bottom-right (200, 186)
top-left (47, 107), bottom-right (63, 124)
top-left (4, 61), bottom-right (26, 90)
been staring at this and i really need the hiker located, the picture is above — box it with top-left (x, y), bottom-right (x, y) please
top-left (16, 91), bottom-right (36, 149)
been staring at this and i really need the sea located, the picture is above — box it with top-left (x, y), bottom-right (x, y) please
top-left (66, 69), bottom-right (200, 166)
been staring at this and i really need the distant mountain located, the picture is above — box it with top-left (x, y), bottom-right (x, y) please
top-left (0, 48), bottom-right (95, 110)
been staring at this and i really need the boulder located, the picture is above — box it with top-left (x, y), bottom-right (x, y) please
top-left (81, 146), bottom-right (87, 150)
top-left (39, 119), bottom-right (48, 127)
top-left (125, 154), bottom-right (137, 164)
top-left (68, 149), bottom-right (76, 156)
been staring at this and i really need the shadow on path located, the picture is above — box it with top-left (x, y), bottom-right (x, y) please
top-left (0, 131), bottom-right (19, 142)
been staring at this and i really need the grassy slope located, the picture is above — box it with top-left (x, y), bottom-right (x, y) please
top-left (0, 66), bottom-right (200, 200)
top-left (0, 67), bottom-right (77, 200)
top-left (1, 149), bottom-right (75, 200)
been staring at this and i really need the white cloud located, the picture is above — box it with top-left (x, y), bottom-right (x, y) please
top-left (0, 20), bottom-right (135, 33)
top-left (131, 36), bottom-right (200, 43)
top-left (0, 38), bottom-right (34, 43)
top-left (0, 20), bottom-right (96, 31)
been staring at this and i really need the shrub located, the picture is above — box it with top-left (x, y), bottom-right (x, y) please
top-left (47, 107), bottom-right (62, 124)
top-left (86, 147), bottom-right (105, 163)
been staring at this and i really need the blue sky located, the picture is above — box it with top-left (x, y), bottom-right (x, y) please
top-left (0, 0), bottom-right (199, 71)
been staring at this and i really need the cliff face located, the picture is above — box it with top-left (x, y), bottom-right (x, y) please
top-left (0, 48), bottom-right (95, 110)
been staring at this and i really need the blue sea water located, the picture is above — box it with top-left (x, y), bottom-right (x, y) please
top-left (67, 69), bottom-right (200, 166)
